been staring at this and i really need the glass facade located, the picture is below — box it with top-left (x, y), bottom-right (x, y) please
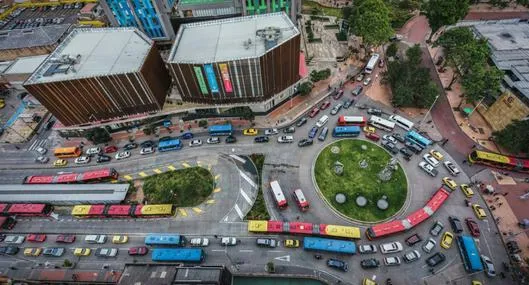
top-left (106, 0), bottom-right (166, 39)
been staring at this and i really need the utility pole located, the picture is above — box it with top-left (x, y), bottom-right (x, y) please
top-left (419, 95), bottom-right (440, 129)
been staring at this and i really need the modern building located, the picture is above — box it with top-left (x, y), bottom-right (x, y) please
top-left (167, 12), bottom-right (301, 112)
top-left (118, 265), bottom-right (232, 285)
top-left (99, 0), bottom-right (175, 41)
top-left (0, 55), bottom-right (48, 90)
top-left (24, 27), bottom-right (171, 127)
top-left (479, 92), bottom-right (529, 132)
top-left (0, 24), bottom-right (71, 61)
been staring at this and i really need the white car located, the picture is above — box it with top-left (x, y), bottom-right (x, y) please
top-left (221, 237), bottom-right (237, 246)
top-left (35, 156), bottom-right (49, 164)
top-left (359, 244), bottom-right (377, 254)
top-left (96, 248), bottom-right (118, 257)
top-left (4, 235), bottom-right (25, 244)
top-left (206, 137), bottom-right (220, 144)
top-left (422, 238), bottom-right (436, 253)
top-left (265, 128), bottom-right (279, 135)
top-left (140, 147), bottom-right (155, 155)
top-left (443, 160), bottom-right (460, 176)
top-left (74, 156), bottom-right (90, 164)
top-left (380, 242), bottom-right (403, 254)
top-left (403, 250), bottom-right (421, 263)
top-left (481, 255), bottom-right (496, 277)
top-left (423, 153), bottom-right (440, 167)
top-left (277, 136), bottom-right (294, 143)
top-left (190, 238), bottom-right (209, 247)
top-left (383, 135), bottom-right (397, 144)
top-left (86, 147), bottom-right (101, 156)
top-left (35, 147), bottom-right (47, 154)
top-left (189, 139), bottom-right (202, 147)
top-left (85, 235), bottom-right (107, 244)
top-left (418, 161), bottom-right (438, 177)
top-left (383, 256), bottom-right (401, 266)
top-left (115, 151), bottom-right (131, 160)
top-left (363, 77), bottom-right (372, 86)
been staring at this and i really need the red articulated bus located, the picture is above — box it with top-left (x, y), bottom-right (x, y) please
top-left (0, 203), bottom-right (53, 217)
top-left (365, 187), bottom-right (451, 239)
top-left (71, 204), bottom-right (174, 218)
top-left (337, 116), bottom-right (366, 127)
top-left (24, 168), bottom-right (119, 184)
top-left (270, 181), bottom-right (288, 209)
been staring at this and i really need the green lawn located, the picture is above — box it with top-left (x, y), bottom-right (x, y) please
top-left (302, 0), bottom-right (343, 18)
top-left (314, 139), bottom-right (408, 222)
top-left (245, 154), bottom-right (271, 220)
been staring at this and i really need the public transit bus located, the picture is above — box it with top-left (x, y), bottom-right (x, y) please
top-left (208, 124), bottom-right (233, 136)
top-left (270, 180), bottom-right (288, 209)
top-left (332, 126), bottom-right (361, 137)
top-left (0, 203), bottom-right (53, 217)
top-left (0, 216), bottom-right (16, 230)
top-left (468, 150), bottom-right (529, 173)
top-left (151, 248), bottom-right (205, 263)
top-left (145, 234), bottom-right (185, 246)
top-left (389, 115), bottom-right (414, 131)
top-left (368, 116), bottom-right (395, 132)
top-left (456, 235), bottom-right (483, 272)
top-left (54, 146), bottom-right (82, 158)
top-left (364, 53), bottom-right (380, 74)
top-left (337, 116), bottom-right (366, 126)
top-left (303, 237), bottom-right (356, 254)
top-left (406, 131), bottom-right (432, 148)
top-left (157, 138), bottom-right (183, 152)
top-left (292, 189), bottom-right (309, 211)
top-left (24, 168), bottom-right (118, 184)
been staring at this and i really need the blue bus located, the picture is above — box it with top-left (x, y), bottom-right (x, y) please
top-left (158, 138), bottom-right (182, 152)
top-left (332, 126), bottom-right (361, 138)
top-left (151, 248), bottom-right (204, 262)
top-left (208, 124), bottom-right (233, 136)
top-left (303, 237), bottom-right (356, 254)
top-left (456, 235), bottom-right (483, 272)
top-left (145, 234), bottom-right (185, 246)
top-left (406, 131), bottom-right (432, 148)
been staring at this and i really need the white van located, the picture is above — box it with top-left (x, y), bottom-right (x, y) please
top-left (316, 115), bottom-right (329, 128)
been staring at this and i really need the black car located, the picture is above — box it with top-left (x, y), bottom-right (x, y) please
top-left (0, 246), bottom-right (19, 255)
top-left (382, 141), bottom-right (398, 154)
top-left (140, 140), bottom-right (155, 148)
top-left (296, 117), bottom-right (308, 127)
top-left (360, 258), bottom-right (380, 269)
top-left (298, 139), bottom-right (313, 147)
top-left (45, 120), bottom-right (55, 130)
top-left (399, 147), bottom-right (413, 158)
top-left (367, 108), bottom-right (382, 116)
top-left (254, 136), bottom-right (269, 143)
top-left (283, 126), bottom-right (295, 134)
top-left (123, 143), bottom-right (138, 150)
top-left (96, 155), bottom-right (112, 163)
top-left (405, 141), bottom-right (422, 154)
top-left (225, 135), bottom-right (237, 143)
top-left (352, 85), bottom-right (363, 96)
top-left (405, 233), bottom-right (422, 246)
top-left (343, 99), bottom-right (353, 109)
top-left (426, 252), bottom-right (446, 267)
top-left (327, 258), bottom-right (348, 272)
top-left (448, 216), bottom-right (463, 233)
top-left (392, 133), bottom-right (406, 143)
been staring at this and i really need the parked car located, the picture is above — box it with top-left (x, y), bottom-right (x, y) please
top-left (265, 128), bottom-right (279, 135)
top-left (343, 99), bottom-right (353, 109)
top-left (460, 184), bottom-right (474, 198)
top-left (298, 139), bottom-right (313, 147)
top-left (43, 247), bottom-right (64, 257)
top-left (465, 218), bottom-right (480, 237)
top-left (74, 156), bottom-right (90, 164)
top-left (400, 147), bottom-right (413, 158)
top-left (24, 247), bottom-right (42, 257)
top-left (318, 127), bottom-right (329, 141)
top-left (481, 255), bottom-right (496, 277)
top-left (221, 237), bottom-right (237, 246)
top-left (284, 239), bottom-right (300, 248)
top-left (403, 250), bottom-right (421, 263)
top-left (382, 141), bottom-right (398, 154)
top-left (296, 117), bottom-right (308, 127)
top-left (384, 256), bottom-right (401, 266)
top-left (35, 156), bottom-right (49, 164)
top-left (423, 154), bottom-right (440, 167)
top-left (225, 135), bottom-right (237, 143)
top-left (327, 258), bottom-right (348, 272)
top-left (206, 137), bottom-right (220, 144)
top-left (359, 244), bottom-right (377, 254)
top-left (442, 177), bottom-right (458, 190)
top-left (0, 246), bottom-right (19, 255)
top-left (96, 248), bottom-right (118, 257)
top-left (139, 147), bottom-right (155, 155)
top-left (243, 128), bottom-right (258, 136)
top-left (26, 234), bottom-right (46, 242)
top-left (320, 100), bottom-right (331, 110)
top-left (363, 126), bottom-right (376, 134)
top-left (443, 160), bottom-right (460, 176)
top-left (140, 140), bottom-right (155, 148)
top-left (123, 143), bottom-right (138, 150)
top-left (53, 159), bottom-right (67, 167)
top-left (181, 132), bottom-right (194, 139)
top-left (256, 238), bottom-right (277, 248)
top-left (360, 258), bottom-right (380, 269)
top-left (308, 127), bottom-right (318, 139)
top-left (115, 151), bottom-right (131, 160)
top-left (356, 74), bottom-right (364, 81)
top-left (449, 216), bottom-right (463, 233)
top-left (277, 136), bottom-right (294, 143)
top-left (189, 139), bottom-right (202, 147)
top-left (422, 238), bottom-right (436, 253)
top-left (419, 161), bottom-right (438, 177)
top-left (429, 149), bottom-right (444, 161)
top-left (333, 89), bottom-right (344, 100)
top-left (366, 132), bottom-right (380, 142)
top-left (426, 252), bottom-right (446, 267)
top-left (254, 136), bottom-right (270, 143)
top-left (380, 242), bottom-right (403, 254)
top-left (112, 235), bottom-right (128, 244)
top-left (392, 133), bottom-right (406, 143)
top-left (85, 235), bottom-right (106, 244)
top-left (440, 232), bottom-right (454, 249)
top-left (86, 147), bottom-right (101, 156)
top-left (330, 104), bottom-right (343, 115)
top-left (56, 234), bottom-right (76, 243)
top-left (405, 141), bottom-right (423, 154)
top-left (383, 135), bottom-right (397, 144)
top-left (4, 235), bottom-right (25, 244)
top-left (35, 147), bottom-right (47, 154)
top-left (128, 246), bottom-right (148, 256)
top-left (472, 204), bottom-right (487, 220)
top-left (405, 233), bottom-right (422, 246)
top-left (283, 126), bottom-right (295, 133)
top-left (367, 108), bottom-right (382, 116)
top-left (190, 238), bottom-right (210, 247)
top-left (352, 85), bottom-right (363, 96)
top-left (104, 145), bottom-right (118, 153)
top-left (430, 221), bottom-right (444, 236)
top-left (363, 77), bottom-right (372, 86)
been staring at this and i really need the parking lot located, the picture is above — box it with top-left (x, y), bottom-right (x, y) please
top-left (0, 4), bottom-right (83, 31)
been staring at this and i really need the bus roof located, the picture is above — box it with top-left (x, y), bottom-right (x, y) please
top-left (270, 181), bottom-right (286, 204)
top-left (303, 237), bottom-right (356, 254)
top-left (208, 124), bottom-right (232, 132)
top-left (54, 146), bottom-right (79, 153)
top-left (158, 138), bottom-right (182, 148)
top-left (334, 126), bottom-right (361, 132)
top-left (145, 234), bottom-right (182, 245)
top-left (248, 220), bottom-right (268, 232)
top-left (459, 235), bottom-right (483, 271)
top-left (151, 248), bottom-right (203, 262)
top-left (138, 204), bottom-right (173, 216)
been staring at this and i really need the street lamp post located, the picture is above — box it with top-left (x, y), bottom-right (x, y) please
top-left (419, 95), bottom-right (440, 129)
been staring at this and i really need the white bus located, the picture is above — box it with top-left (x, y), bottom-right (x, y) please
top-left (389, 115), bottom-right (414, 131)
top-left (270, 180), bottom-right (288, 209)
top-left (369, 115), bottom-right (395, 131)
top-left (364, 53), bottom-right (380, 74)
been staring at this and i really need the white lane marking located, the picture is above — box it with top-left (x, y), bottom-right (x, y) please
top-left (240, 188), bottom-right (252, 204)
top-left (239, 249), bottom-right (254, 253)
top-left (234, 204), bottom-right (244, 219)
top-left (268, 250), bottom-right (284, 253)
top-left (274, 255), bottom-right (290, 262)
top-left (372, 275), bottom-right (376, 280)
top-left (240, 170), bottom-right (257, 188)
top-left (211, 249), bottom-right (225, 252)
top-left (230, 154), bottom-right (246, 163)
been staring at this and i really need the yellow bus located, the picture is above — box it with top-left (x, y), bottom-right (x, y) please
top-left (54, 147), bottom-right (81, 158)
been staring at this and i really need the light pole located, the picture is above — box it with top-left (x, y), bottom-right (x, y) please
top-left (419, 95), bottom-right (440, 129)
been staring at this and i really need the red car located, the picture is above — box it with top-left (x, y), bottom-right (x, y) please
top-left (56, 234), bottom-right (76, 243)
top-left (333, 89), bottom-right (344, 100)
top-left (365, 132), bottom-right (380, 142)
top-left (128, 246), bottom-right (149, 256)
top-left (104, 145), bottom-right (118, 153)
top-left (320, 100), bottom-right (331, 110)
top-left (308, 108), bottom-right (320, 118)
top-left (27, 234), bottom-right (46, 242)
top-left (465, 218), bottom-right (480, 237)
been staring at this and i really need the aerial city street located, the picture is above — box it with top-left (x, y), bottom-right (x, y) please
top-left (0, 0), bottom-right (529, 284)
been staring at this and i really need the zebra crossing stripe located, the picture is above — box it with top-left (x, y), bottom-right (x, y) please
top-left (138, 172), bottom-right (148, 177)
top-left (206, 200), bottom-right (215, 204)
top-left (192, 208), bottom-right (202, 214)
top-left (178, 209), bottom-right (187, 217)
top-left (167, 165), bottom-right (176, 171)
top-left (214, 187), bottom-right (221, 193)
top-left (153, 169), bottom-right (162, 174)
top-left (123, 175), bottom-right (133, 180)
top-left (182, 162), bottom-right (191, 168)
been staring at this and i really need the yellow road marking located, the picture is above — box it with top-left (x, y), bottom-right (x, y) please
top-left (111, 179), bottom-right (119, 183)
top-left (153, 169), bottom-right (162, 174)
top-left (206, 199), bottom-right (215, 204)
top-left (192, 208), bottom-right (202, 214)
top-left (214, 174), bottom-right (221, 180)
top-left (167, 165), bottom-right (176, 171)
top-left (123, 175), bottom-right (133, 180)
top-left (182, 162), bottom-right (191, 168)
top-left (213, 187), bottom-right (221, 193)
top-left (178, 209), bottom-right (187, 217)
top-left (138, 172), bottom-right (148, 177)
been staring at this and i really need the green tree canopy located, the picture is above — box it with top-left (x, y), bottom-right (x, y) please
top-left (298, 82), bottom-right (313, 96)
top-left (493, 120), bottom-right (529, 154)
top-left (406, 44), bottom-right (422, 65)
top-left (349, 0), bottom-right (393, 47)
top-left (423, 0), bottom-right (470, 40)
top-left (84, 127), bottom-right (111, 144)
top-left (461, 63), bottom-right (503, 103)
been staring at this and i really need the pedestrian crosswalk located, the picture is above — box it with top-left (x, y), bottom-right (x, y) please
top-left (27, 139), bottom-right (48, 152)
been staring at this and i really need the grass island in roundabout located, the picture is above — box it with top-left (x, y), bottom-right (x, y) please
top-left (314, 139), bottom-right (408, 222)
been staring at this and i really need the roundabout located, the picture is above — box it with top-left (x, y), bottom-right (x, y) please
top-left (313, 139), bottom-right (408, 222)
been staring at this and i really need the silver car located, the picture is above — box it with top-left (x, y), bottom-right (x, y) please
top-left (422, 238), bottom-right (436, 253)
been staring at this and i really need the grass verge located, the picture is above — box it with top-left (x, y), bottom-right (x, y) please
top-left (302, 0), bottom-right (342, 18)
top-left (245, 154), bottom-right (271, 220)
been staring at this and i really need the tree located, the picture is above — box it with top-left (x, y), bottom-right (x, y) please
top-left (349, 0), bottom-right (393, 49)
top-left (84, 127), bottom-right (111, 144)
top-left (298, 82), bottom-right (313, 96)
top-left (423, 0), bottom-right (470, 41)
top-left (386, 42), bottom-right (398, 57)
top-left (461, 63), bottom-right (503, 104)
top-left (310, 69), bottom-right (331, 82)
top-left (342, 6), bottom-right (354, 19)
top-left (406, 44), bottom-right (422, 65)
top-left (493, 120), bottom-right (529, 154)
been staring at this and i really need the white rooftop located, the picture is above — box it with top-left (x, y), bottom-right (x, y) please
top-left (168, 12), bottom-right (299, 64)
top-left (3, 55), bottom-right (48, 75)
top-left (25, 27), bottom-right (153, 84)
top-left (474, 23), bottom-right (529, 51)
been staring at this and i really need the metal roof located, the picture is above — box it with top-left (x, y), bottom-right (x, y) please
top-left (168, 12), bottom-right (299, 64)
top-left (25, 27), bottom-right (153, 85)
top-left (0, 24), bottom-right (71, 51)
top-left (3, 55), bottom-right (49, 75)
top-left (0, 183), bottom-right (128, 205)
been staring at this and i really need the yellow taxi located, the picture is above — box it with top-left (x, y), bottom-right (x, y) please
top-left (472, 204), bottom-right (487, 220)
top-left (23, 248), bottom-right (42, 257)
top-left (429, 149), bottom-right (444, 161)
top-left (472, 281), bottom-right (483, 285)
top-left (53, 159), bottom-right (68, 167)
top-left (74, 248), bottom-right (91, 256)
top-left (363, 126), bottom-right (376, 134)
top-left (440, 231), bottom-right (454, 249)
top-left (243, 128), bottom-right (258, 136)
top-left (442, 177), bottom-right (457, 190)
top-left (0, 99), bottom-right (5, 109)
top-left (460, 184), bottom-right (474, 198)
top-left (284, 239), bottom-right (300, 248)
top-left (362, 278), bottom-right (377, 285)
top-left (112, 235), bottom-right (128, 244)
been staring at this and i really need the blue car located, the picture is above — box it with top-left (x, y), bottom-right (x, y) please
top-left (308, 127), bottom-right (318, 139)
top-left (181, 132), bottom-right (194, 139)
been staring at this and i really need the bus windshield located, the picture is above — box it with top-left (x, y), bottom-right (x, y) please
top-left (54, 147), bottom-right (81, 158)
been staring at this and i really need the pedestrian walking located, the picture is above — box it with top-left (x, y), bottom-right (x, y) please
top-left (504, 193), bottom-right (509, 196)
top-left (462, 159), bottom-right (467, 164)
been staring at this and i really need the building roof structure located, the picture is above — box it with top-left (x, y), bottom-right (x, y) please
top-left (168, 12), bottom-right (299, 64)
top-left (2, 55), bottom-right (48, 75)
top-left (0, 24), bottom-right (71, 51)
top-left (25, 27), bottom-right (153, 85)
